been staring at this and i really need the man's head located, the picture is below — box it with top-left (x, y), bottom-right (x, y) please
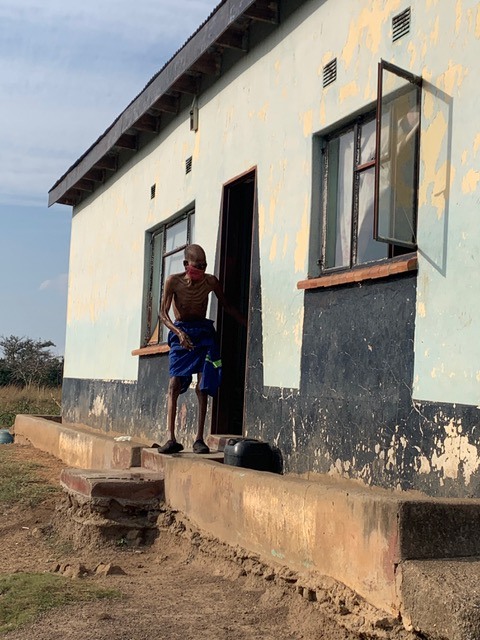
top-left (184, 244), bottom-right (207, 281)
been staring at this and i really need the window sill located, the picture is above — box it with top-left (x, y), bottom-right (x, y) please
top-left (297, 253), bottom-right (418, 291)
top-left (131, 343), bottom-right (170, 357)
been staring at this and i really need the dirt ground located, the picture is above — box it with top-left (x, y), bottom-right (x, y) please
top-left (0, 444), bottom-right (419, 640)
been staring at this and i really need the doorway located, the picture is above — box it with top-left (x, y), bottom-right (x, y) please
top-left (212, 170), bottom-right (256, 435)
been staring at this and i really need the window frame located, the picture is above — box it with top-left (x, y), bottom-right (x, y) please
top-left (318, 60), bottom-right (422, 275)
top-left (144, 209), bottom-right (195, 346)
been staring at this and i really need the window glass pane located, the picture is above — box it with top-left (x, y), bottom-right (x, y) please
top-left (161, 250), bottom-right (185, 341)
top-left (359, 118), bottom-right (376, 165)
top-left (377, 67), bottom-right (420, 247)
top-left (165, 217), bottom-right (188, 253)
top-left (189, 212), bottom-right (195, 244)
top-left (148, 231), bottom-right (163, 341)
top-left (357, 167), bottom-right (388, 264)
top-left (325, 130), bottom-right (354, 269)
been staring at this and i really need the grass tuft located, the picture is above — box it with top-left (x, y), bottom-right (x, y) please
top-left (0, 449), bottom-right (59, 507)
top-left (0, 385), bottom-right (61, 428)
top-left (0, 572), bottom-right (119, 633)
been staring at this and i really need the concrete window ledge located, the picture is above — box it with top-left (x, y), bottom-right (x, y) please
top-left (297, 253), bottom-right (418, 290)
top-left (131, 343), bottom-right (170, 356)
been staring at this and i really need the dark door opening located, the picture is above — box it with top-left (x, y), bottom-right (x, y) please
top-left (212, 171), bottom-right (255, 435)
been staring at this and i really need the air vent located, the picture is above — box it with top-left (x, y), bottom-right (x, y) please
top-left (392, 7), bottom-right (411, 42)
top-left (322, 58), bottom-right (337, 88)
top-left (185, 156), bottom-right (193, 174)
top-left (150, 184), bottom-right (156, 199)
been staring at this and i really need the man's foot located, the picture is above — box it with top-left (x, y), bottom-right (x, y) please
top-left (157, 440), bottom-right (184, 454)
top-left (193, 439), bottom-right (210, 454)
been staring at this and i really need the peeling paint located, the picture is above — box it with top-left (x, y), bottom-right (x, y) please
top-left (339, 81), bottom-right (359, 102)
top-left (269, 234), bottom-right (278, 262)
top-left (461, 168), bottom-right (480, 193)
top-left (430, 421), bottom-right (480, 484)
top-left (294, 197), bottom-right (309, 273)
top-left (303, 110), bottom-right (313, 137)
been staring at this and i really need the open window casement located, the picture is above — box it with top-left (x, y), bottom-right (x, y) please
top-left (145, 211), bottom-right (195, 346)
top-left (374, 60), bottom-right (422, 248)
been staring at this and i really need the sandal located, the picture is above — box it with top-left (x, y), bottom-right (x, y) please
top-left (193, 439), bottom-right (210, 454)
top-left (157, 440), bottom-right (184, 454)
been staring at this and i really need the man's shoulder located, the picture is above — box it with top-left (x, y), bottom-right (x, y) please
top-left (205, 274), bottom-right (219, 287)
top-left (165, 273), bottom-right (186, 288)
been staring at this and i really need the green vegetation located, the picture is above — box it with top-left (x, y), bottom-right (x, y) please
top-left (0, 385), bottom-right (61, 428)
top-left (0, 573), bottom-right (118, 633)
top-left (0, 447), bottom-right (59, 507)
top-left (0, 336), bottom-right (63, 388)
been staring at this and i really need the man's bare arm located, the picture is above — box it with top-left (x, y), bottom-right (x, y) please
top-left (211, 277), bottom-right (247, 327)
top-left (160, 276), bottom-right (194, 350)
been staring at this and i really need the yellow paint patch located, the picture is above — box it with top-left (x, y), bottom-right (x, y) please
top-left (321, 51), bottom-right (335, 66)
top-left (439, 62), bottom-right (468, 95)
top-left (455, 0), bottom-right (463, 34)
top-left (407, 42), bottom-right (417, 70)
top-left (430, 16), bottom-right (439, 45)
top-left (282, 234), bottom-right (289, 258)
top-left (476, 4), bottom-right (480, 37)
top-left (461, 149), bottom-right (468, 165)
top-left (319, 98), bottom-right (326, 126)
top-left (192, 129), bottom-right (201, 161)
top-left (462, 169), bottom-right (480, 193)
top-left (294, 307), bottom-right (304, 348)
top-left (258, 102), bottom-right (269, 121)
top-left (258, 203), bottom-right (266, 241)
top-left (418, 302), bottom-right (426, 318)
top-left (269, 195), bottom-right (277, 225)
top-left (303, 110), bottom-right (314, 137)
top-left (274, 60), bottom-right (281, 72)
top-left (476, 371), bottom-right (480, 382)
top-left (419, 111), bottom-right (448, 216)
top-left (431, 368), bottom-right (437, 378)
top-left (423, 90), bottom-right (435, 120)
top-left (341, 0), bottom-right (401, 68)
top-left (269, 234), bottom-right (278, 262)
top-left (473, 133), bottom-right (480, 156)
top-left (294, 196), bottom-right (309, 273)
top-left (339, 81), bottom-right (359, 102)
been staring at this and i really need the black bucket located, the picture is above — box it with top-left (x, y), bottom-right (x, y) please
top-left (223, 438), bottom-right (276, 472)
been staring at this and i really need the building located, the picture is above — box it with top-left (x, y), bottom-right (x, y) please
top-left (49, 0), bottom-right (480, 497)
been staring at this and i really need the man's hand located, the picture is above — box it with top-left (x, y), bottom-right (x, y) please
top-left (178, 330), bottom-right (194, 351)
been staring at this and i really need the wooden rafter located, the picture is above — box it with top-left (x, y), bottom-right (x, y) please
top-left (114, 134), bottom-right (137, 150)
top-left (190, 52), bottom-right (221, 76)
top-left (94, 156), bottom-right (117, 171)
top-left (83, 168), bottom-right (104, 182)
top-left (217, 28), bottom-right (248, 51)
top-left (133, 113), bottom-right (158, 133)
top-left (170, 74), bottom-right (199, 95)
top-left (74, 179), bottom-right (94, 192)
top-left (150, 95), bottom-right (179, 114)
top-left (244, 0), bottom-right (278, 23)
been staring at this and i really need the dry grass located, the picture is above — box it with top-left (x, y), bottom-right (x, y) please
top-left (0, 385), bottom-right (61, 427)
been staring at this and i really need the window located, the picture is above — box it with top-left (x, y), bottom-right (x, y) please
top-left (144, 209), bottom-right (195, 345)
top-left (319, 61), bottom-right (421, 272)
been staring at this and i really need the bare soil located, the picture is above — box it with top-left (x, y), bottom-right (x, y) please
top-left (0, 444), bottom-right (419, 640)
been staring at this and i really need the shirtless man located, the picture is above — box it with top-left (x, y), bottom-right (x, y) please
top-left (158, 244), bottom-right (245, 454)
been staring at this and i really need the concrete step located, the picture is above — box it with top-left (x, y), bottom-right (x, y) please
top-left (141, 447), bottom-right (224, 473)
top-left (60, 468), bottom-right (164, 504)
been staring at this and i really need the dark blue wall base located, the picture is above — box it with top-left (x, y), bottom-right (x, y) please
top-left (62, 271), bottom-right (480, 498)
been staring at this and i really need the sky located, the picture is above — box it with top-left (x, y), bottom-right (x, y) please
top-left (0, 0), bottom-right (218, 355)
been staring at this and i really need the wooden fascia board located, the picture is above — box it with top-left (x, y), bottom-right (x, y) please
top-left (48, 0), bottom-right (259, 207)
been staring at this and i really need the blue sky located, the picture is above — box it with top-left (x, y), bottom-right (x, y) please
top-left (0, 0), bottom-right (218, 355)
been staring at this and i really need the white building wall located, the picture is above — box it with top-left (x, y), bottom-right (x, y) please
top-left (65, 0), bottom-right (480, 406)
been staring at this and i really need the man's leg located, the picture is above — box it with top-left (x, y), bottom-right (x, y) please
top-left (158, 376), bottom-right (184, 454)
top-left (193, 373), bottom-right (210, 453)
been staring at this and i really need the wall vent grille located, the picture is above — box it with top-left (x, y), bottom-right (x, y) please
top-left (392, 7), bottom-right (411, 42)
top-left (185, 156), bottom-right (193, 174)
top-left (150, 184), bottom-right (156, 199)
top-left (322, 58), bottom-right (337, 88)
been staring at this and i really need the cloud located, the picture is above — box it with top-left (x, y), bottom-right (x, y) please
top-left (39, 273), bottom-right (68, 293)
top-left (0, 0), bottom-right (218, 206)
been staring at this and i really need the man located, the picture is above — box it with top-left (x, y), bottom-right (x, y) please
top-left (158, 244), bottom-right (245, 454)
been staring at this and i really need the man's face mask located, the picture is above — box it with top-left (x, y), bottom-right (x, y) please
top-left (186, 264), bottom-right (206, 281)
